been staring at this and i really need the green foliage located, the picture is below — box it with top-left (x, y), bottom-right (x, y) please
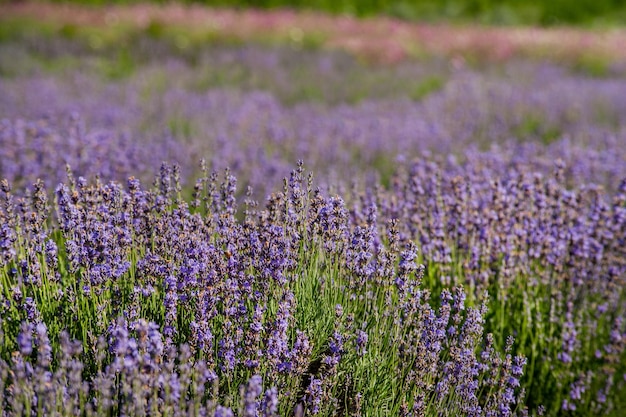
top-left (573, 55), bottom-right (612, 78)
top-left (514, 115), bottom-right (562, 145)
top-left (409, 75), bottom-right (445, 101)
top-left (25, 0), bottom-right (626, 25)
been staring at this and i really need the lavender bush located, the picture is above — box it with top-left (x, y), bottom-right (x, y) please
top-left (0, 35), bottom-right (625, 416)
top-left (0, 164), bottom-right (532, 416)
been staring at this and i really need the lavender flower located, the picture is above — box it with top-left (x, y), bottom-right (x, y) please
top-left (242, 375), bottom-right (263, 417)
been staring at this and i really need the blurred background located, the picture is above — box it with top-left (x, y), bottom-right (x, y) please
top-left (3, 0), bottom-right (626, 25)
top-left (1, 0), bottom-right (625, 197)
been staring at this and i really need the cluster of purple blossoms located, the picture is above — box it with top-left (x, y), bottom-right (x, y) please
top-left (0, 164), bottom-right (542, 416)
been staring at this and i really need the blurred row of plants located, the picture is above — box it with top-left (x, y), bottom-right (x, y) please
top-left (0, 17), bottom-right (455, 105)
top-left (213, 0), bottom-right (626, 25)
top-left (5, 0), bottom-right (626, 26)
top-left (1, 13), bottom-right (621, 100)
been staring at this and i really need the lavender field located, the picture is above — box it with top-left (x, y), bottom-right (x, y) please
top-left (1, 21), bottom-right (626, 417)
